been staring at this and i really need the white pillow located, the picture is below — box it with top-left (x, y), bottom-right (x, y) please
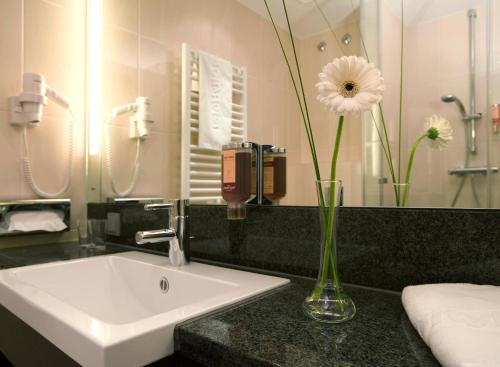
top-left (6, 210), bottom-right (67, 232)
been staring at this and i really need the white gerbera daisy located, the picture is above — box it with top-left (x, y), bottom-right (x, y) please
top-left (316, 56), bottom-right (385, 114)
top-left (424, 114), bottom-right (453, 150)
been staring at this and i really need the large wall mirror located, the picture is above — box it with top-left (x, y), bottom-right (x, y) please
top-left (87, 0), bottom-right (500, 208)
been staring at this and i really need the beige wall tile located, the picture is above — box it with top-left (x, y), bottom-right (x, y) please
top-left (0, 0), bottom-right (22, 111)
top-left (0, 112), bottom-right (23, 200)
top-left (104, 0), bottom-right (137, 32)
top-left (103, 25), bottom-right (138, 122)
top-left (139, 37), bottom-right (167, 132)
top-left (1, 0), bottom-right (86, 247)
top-left (24, 0), bottom-right (86, 119)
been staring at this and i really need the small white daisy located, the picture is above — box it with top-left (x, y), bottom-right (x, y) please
top-left (424, 114), bottom-right (453, 150)
top-left (316, 56), bottom-right (385, 114)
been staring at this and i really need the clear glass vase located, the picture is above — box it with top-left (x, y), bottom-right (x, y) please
top-left (392, 183), bottom-right (410, 207)
top-left (302, 180), bottom-right (356, 323)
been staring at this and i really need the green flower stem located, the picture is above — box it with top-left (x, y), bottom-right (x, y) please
top-left (397, 0), bottom-right (405, 199)
top-left (315, 0), bottom-right (400, 205)
top-left (263, 0), bottom-right (325, 209)
top-left (376, 104), bottom-right (399, 204)
top-left (318, 116), bottom-right (344, 299)
top-left (402, 134), bottom-right (426, 207)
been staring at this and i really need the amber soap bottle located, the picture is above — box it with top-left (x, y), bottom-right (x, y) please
top-left (263, 147), bottom-right (287, 204)
top-left (221, 142), bottom-right (252, 219)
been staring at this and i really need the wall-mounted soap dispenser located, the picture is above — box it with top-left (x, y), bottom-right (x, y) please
top-left (249, 144), bottom-right (287, 206)
top-left (221, 142), bottom-right (252, 220)
top-left (9, 73), bottom-right (74, 199)
top-left (263, 147), bottom-right (287, 205)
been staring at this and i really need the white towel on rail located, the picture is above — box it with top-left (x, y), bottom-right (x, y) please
top-left (198, 51), bottom-right (232, 150)
top-left (402, 283), bottom-right (500, 367)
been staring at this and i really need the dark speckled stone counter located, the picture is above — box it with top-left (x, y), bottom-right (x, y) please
top-left (176, 277), bottom-right (440, 367)
top-left (190, 205), bottom-right (500, 291)
top-left (0, 242), bottom-right (126, 269)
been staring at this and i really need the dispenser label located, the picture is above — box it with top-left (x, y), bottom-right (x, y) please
top-left (222, 150), bottom-right (236, 183)
top-left (263, 156), bottom-right (274, 194)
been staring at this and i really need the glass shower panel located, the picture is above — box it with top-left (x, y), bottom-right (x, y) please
top-left (361, 0), bottom-right (493, 208)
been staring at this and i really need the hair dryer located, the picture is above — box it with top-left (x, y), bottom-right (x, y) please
top-left (9, 73), bottom-right (70, 125)
top-left (106, 97), bottom-right (154, 197)
top-left (9, 73), bottom-right (74, 199)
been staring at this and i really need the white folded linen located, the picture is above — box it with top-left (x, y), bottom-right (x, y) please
top-left (6, 210), bottom-right (67, 232)
top-left (198, 51), bottom-right (233, 150)
top-left (402, 283), bottom-right (500, 367)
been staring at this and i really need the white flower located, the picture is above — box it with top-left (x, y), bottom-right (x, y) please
top-left (316, 56), bottom-right (385, 114)
top-left (424, 114), bottom-right (453, 150)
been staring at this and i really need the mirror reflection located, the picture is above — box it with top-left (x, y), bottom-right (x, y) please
top-left (93, 0), bottom-right (499, 208)
top-left (2, 0), bottom-right (499, 226)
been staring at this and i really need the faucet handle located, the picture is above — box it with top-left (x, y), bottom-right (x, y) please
top-left (144, 203), bottom-right (173, 211)
top-left (144, 200), bottom-right (190, 214)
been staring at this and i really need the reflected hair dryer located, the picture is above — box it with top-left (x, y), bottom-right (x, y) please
top-left (111, 96), bottom-right (153, 139)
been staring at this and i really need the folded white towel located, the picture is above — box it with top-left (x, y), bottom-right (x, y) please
top-left (402, 283), bottom-right (500, 367)
top-left (198, 51), bottom-right (233, 150)
top-left (5, 210), bottom-right (67, 232)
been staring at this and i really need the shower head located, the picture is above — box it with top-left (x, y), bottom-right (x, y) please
top-left (441, 94), bottom-right (467, 118)
top-left (441, 95), bottom-right (457, 103)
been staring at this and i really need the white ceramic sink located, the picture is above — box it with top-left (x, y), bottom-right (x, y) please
top-left (0, 251), bottom-right (289, 366)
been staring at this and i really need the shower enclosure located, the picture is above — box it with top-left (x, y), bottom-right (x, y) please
top-left (361, 0), bottom-right (498, 208)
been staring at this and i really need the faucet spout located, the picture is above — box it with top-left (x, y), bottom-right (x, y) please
top-left (135, 228), bottom-right (176, 245)
top-left (135, 199), bottom-right (190, 265)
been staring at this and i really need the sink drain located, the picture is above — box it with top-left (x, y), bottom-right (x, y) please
top-left (159, 276), bottom-right (169, 293)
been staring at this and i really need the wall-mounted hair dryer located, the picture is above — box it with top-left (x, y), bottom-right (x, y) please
top-left (105, 97), bottom-right (154, 197)
top-left (9, 73), bottom-right (74, 199)
top-left (9, 73), bottom-right (70, 125)
top-left (111, 96), bottom-right (153, 139)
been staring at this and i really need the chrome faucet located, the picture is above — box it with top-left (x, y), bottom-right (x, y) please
top-left (135, 199), bottom-right (190, 265)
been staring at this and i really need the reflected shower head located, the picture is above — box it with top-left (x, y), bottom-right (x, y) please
top-left (441, 94), bottom-right (467, 118)
top-left (441, 95), bottom-right (457, 103)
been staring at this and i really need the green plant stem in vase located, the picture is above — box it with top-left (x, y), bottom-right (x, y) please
top-left (303, 116), bottom-right (356, 323)
top-left (402, 115), bottom-right (454, 207)
top-left (264, 1), bottom-right (384, 323)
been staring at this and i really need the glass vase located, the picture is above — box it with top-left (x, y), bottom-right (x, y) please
top-left (392, 183), bottom-right (410, 207)
top-left (302, 180), bottom-right (356, 323)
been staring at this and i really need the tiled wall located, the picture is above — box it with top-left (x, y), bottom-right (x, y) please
top-left (404, 3), bottom-right (490, 208)
top-left (491, 0), bottom-right (500, 208)
top-left (101, 0), bottom-right (298, 201)
top-left (102, 0), bottom-right (364, 206)
top-left (0, 0), bottom-right (87, 246)
top-left (293, 12), bottom-right (363, 206)
top-left (373, 1), bottom-right (493, 208)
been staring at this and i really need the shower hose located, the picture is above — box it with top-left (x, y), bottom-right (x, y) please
top-left (22, 109), bottom-right (74, 198)
top-left (104, 116), bottom-right (141, 197)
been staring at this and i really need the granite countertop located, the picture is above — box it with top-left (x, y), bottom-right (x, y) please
top-left (0, 244), bottom-right (440, 367)
top-left (0, 242), bottom-right (126, 269)
top-left (176, 276), bottom-right (440, 367)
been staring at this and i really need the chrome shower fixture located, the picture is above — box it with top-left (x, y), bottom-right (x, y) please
top-left (341, 33), bottom-right (352, 45)
top-left (317, 41), bottom-right (327, 52)
top-left (441, 95), bottom-right (467, 118)
top-left (441, 93), bottom-right (481, 154)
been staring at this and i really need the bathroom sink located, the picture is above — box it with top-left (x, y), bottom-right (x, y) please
top-left (0, 251), bottom-right (289, 366)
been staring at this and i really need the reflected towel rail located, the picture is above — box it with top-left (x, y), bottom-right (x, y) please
top-left (181, 42), bottom-right (247, 204)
